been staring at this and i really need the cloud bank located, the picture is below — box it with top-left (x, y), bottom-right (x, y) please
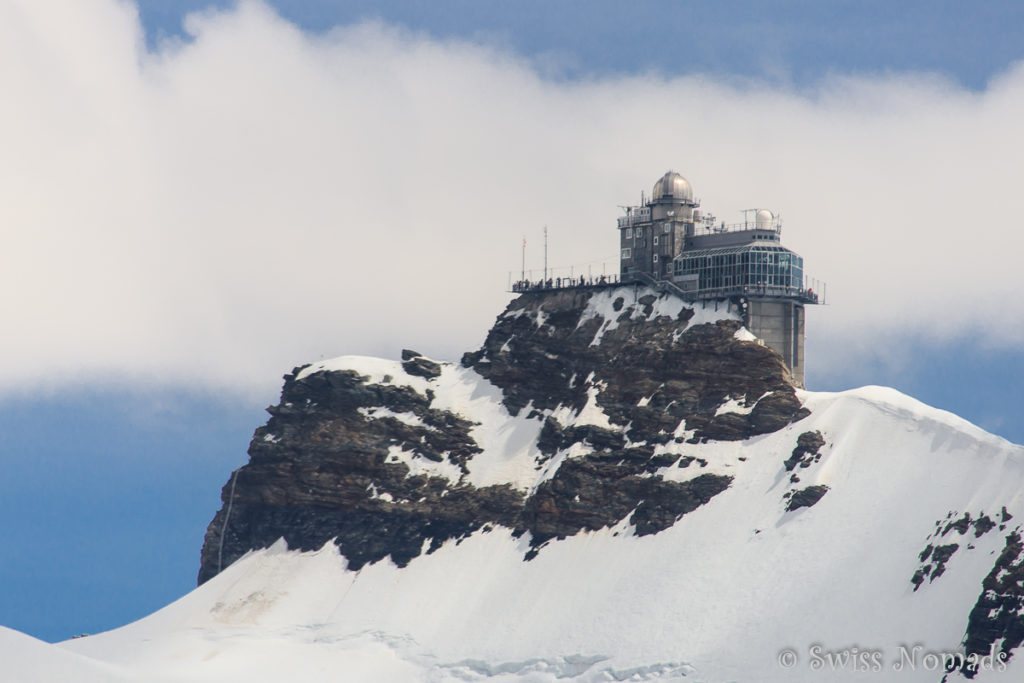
top-left (3, 0), bottom-right (1023, 398)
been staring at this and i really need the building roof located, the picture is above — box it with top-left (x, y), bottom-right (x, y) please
top-left (652, 171), bottom-right (693, 202)
top-left (676, 243), bottom-right (799, 259)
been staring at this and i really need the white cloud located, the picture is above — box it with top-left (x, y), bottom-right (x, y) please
top-left (2, 0), bottom-right (1022, 398)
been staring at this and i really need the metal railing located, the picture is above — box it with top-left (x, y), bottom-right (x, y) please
top-left (684, 283), bottom-right (820, 304)
top-left (510, 273), bottom-right (622, 292)
top-left (691, 220), bottom-right (781, 238)
top-left (507, 270), bottom-right (824, 304)
top-left (623, 273), bottom-right (822, 304)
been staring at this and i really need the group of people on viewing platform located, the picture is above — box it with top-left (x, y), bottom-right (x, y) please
top-left (511, 273), bottom-right (620, 292)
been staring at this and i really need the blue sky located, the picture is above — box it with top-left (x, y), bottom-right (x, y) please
top-left (3, 0), bottom-right (1024, 642)
top-left (136, 0), bottom-right (1024, 90)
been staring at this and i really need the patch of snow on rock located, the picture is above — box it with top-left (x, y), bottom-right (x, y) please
top-left (733, 327), bottom-right (758, 341)
top-left (358, 406), bottom-right (431, 429)
top-left (714, 396), bottom-right (755, 417)
top-left (386, 445), bottom-right (464, 483)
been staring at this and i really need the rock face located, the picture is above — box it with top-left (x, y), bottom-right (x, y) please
top-left (198, 285), bottom-right (810, 584)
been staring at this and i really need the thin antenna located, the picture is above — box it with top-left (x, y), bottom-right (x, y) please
top-left (521, 236), bottom-right (526, 283)
top-left (543, 226), bottom-right (548, 281)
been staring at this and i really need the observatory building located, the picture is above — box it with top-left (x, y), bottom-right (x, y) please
top-left (618, 171), bottom-right (820, 385)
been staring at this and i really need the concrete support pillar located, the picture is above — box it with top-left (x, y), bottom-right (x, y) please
top-left (745, 300), bottom-right (805, 387)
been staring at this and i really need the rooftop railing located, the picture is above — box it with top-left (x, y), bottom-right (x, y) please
top-left (691, 220), bottom-right (781, 237)
top-left (616, 213), bottom-right (783, 235)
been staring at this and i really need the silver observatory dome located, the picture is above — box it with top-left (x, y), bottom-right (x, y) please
top-left (652, 171), bottom-right (694, 202)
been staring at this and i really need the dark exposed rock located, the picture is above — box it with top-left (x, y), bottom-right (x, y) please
top-left (920, 544), bottom-right (934, 563)
top-left (911, 510), bottom-right (1004, 595)
top-left (784, 431), bottom-right (825, 471)
top-left (400, 349), bottom-right (442, 379)
top-left (630, 474), bottom-right (733, 536)
top-left (199, 286), bottom-right (810, 584)
top-left (929, 543), bottom-right (959, 580)
top-left (464, 288), bottom-right (806, 440)
top-left (911, 567), bottom-right (928, 591)
top-left (959, 530), bottom-right (1024, 677)
top-left (928, 510), bottom-right (1000, 541)
top-left (911, 542), bottom-right (960, 592)
top-left (944, 512), bottom-right (973, 537)
top-left (521, 457), bottom-right (732, 547)
top-left (537, 418), bottom-right (629, 457)
top-left (974, 515), bottom-right (996, 538)
top-left (785, 485), bottom-right (829, 511)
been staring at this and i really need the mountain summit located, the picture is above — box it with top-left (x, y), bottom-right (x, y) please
top-left (49, 285), bottom-right (1024, 680)
top-left (197, 285), bottom-right (807, 585)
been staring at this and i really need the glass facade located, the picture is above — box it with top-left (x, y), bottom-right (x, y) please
top-left (673, 244), bottom-right (815, 301)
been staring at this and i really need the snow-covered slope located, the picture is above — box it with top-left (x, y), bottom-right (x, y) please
top-left (50, 384), bottom-right (1023, 682)
top-left (10, 286), bottom-right (1024, 681)
top-left (0, 627), bottom-right (134, 683)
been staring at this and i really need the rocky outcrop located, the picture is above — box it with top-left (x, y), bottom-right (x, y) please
top-left (198, 285), bottom-right (811, 584)
top-left (462, 289), bottom-right (806, 441)
top-left (785, 484), bottom-right (829, 511)
top-left (784, 431), bottom-right (825, 472)
top-left (959, 529), bottom-right (1024, 676)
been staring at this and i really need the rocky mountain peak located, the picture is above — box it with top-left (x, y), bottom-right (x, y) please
top-left (198, 285), bottom-right (810, 584)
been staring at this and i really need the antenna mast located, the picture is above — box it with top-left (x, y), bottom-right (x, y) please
top-left (543, 226), bottom-right (548, 281)
top-left (521, 236), bottom-right (526, 283)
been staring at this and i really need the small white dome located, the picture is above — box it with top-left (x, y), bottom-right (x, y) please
top-left (652, 171), bottom-right (693, 202)
top-left (755, 209), bottom-right (774, 230)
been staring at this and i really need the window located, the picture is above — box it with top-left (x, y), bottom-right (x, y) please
top-left (621, 248), bottom-right (632, 259)
top-left (653, 236), bottom-right (659, 246)
top-left (664, 224), bottom-right (671, 233)
top-left (653, 254), bottom-right (659, 263)
top-left (626, 228), bottom-right (633, 238)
